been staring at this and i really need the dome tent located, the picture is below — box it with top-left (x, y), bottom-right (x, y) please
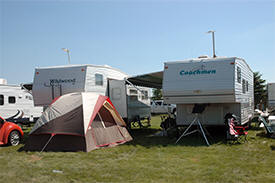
top-left (24, 92), bottom-right (132, 152)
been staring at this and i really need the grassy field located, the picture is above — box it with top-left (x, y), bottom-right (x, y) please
top-left (0, 115), bottom-right (274, 183)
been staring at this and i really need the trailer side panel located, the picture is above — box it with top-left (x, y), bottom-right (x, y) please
top-left (33, 66), bottom-right (87, 106)
top-left (234, 59), bottom-right (254, 124)
top-left (163, 57), bottom-right (235, 104)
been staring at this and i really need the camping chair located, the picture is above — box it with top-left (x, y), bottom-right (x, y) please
top-left (258, 116), bottom-right (275, 138)
top-left (226, 118), bottom-right (248, 144)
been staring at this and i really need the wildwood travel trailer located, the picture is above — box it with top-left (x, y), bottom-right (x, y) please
top-left (0, 83), bottom-right (43, 125)
top-left (163, 57), bottom-right (254, 126)
top-left (32, 65), bottom-right (151, 125)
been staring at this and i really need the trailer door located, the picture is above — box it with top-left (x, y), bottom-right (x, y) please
top-left (108, 80), bottom-right (127, 118)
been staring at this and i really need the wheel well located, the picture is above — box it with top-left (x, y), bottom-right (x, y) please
top-left (8, 130), bottom-right (22, 139)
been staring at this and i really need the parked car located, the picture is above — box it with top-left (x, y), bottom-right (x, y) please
top-left (0, 116), bottom-right (23, 146)
top-left (151, 100), bottom-right (176, 114)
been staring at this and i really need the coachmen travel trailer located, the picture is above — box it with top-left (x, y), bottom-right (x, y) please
top-left (0, 80), bottom-right (43, 125)
top-left (32, 65), bottom-right (151, 126)
top-left (127, 56), bottom-right (254, 126)
top-left (126, 56), bottom-right (253, 145)
top-left (162, 57), bottom-right (254, 126)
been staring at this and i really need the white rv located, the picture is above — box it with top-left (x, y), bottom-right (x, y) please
top-left (267, 83), bottom-right (275, 109)
top-left (0, 84), bottom-right (43, 124)
top-left (162, 57), bottom-right (254, 126)
top-left (32, 64), bottom-right (151, 124)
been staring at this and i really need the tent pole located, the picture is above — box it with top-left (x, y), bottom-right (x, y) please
top-left (40, 134), bottom-right (55, 153)
top-left (98, 113), bottom-right (106, 128)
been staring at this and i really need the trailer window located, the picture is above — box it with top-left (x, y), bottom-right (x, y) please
top-left (9, 96), bottom-right (16, 104)
top-left (142, 90), bottom-right (148, 100)
top-left (129, 96), bottom-right (138, 101)
top-left (237, 67), bottom-right (241, 83)
top-left (129, 89), bottom-right (138, 95)
top-left (156, 101), bottom-right (162, 105)
top-left (0, 95), bottom-right (3, 105)
top-left (242, 79), bottom-right (246, 94)
top-left (95, 74), bottom-right (103, 86)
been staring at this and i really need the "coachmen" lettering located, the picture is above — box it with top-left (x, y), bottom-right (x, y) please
top-left (179, 69), bottom-right (216, 76)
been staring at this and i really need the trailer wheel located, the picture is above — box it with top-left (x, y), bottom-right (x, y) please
top-left (8, 131), bottom-right (21, 146)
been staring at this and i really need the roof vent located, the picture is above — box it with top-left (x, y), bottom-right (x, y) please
top-left (198, 55), bottom-right (209, 59)
top-left (103, 64), bottom-right (111, 68)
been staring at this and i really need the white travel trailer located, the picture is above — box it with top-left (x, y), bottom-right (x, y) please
top-left (32, 64), bottom-right (151, 125)
top-left (0, 84), bottom-right (43, 124)
top-left (267, 83), bottom-right (275, 109)
top-left (162, 57), bottom-right (254, 126)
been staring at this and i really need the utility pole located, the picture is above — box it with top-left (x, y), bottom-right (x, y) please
top-left (207, 30), bottom-right (216, 58)
top-left (62, 48), bottom-right (71, 64)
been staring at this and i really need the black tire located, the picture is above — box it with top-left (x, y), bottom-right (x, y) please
top-left (8, 131), bottom-right (21, 146)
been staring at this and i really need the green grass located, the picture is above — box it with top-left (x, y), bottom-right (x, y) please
top-left (0, 115), bottom-right (274, 183)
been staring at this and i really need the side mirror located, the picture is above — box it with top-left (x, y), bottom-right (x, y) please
top-left (0, 118), bottom-right (4, 124)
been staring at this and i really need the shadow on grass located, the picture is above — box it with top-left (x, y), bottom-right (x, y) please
top-left (256, 131), bottom-right (275, 139)
top-left (249, 126), bottom-right (263, 131)
top-left (17, 125), bottom-right (246, 151)
top-left (126, 126), bottom-right (228, 148)
top-left (257, 133), bottom-right (275, 151)
top-left (17, 146), bottom-right (25, 152)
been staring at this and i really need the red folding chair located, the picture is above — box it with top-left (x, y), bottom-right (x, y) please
top-left (227, 118), bottom-right (248, 143)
